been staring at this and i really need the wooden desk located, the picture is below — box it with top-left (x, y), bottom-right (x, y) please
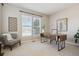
top-left (40, 33), bottom-right (67, 51)
top-left (0, 42), bottom-right (4, 56)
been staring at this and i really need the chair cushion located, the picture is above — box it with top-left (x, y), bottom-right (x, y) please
top-left (2, 34), bottom-right (13, 40)
top-left (7, 39), bottom-right (20, 45)
top-left (1, 33), bottom-right (21, 46)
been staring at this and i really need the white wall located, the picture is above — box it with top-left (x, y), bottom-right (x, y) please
top-left (50, 5), bottom-right (79, 43)
top-left (42, 15), bottom-right (49, 33)
top-left (0, 4), bottom-right (2, 33)
top-left (2, 4), bottom-right (49, 39)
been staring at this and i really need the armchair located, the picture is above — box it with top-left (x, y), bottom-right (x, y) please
top-left (0, 33), bottom-right (21, 51)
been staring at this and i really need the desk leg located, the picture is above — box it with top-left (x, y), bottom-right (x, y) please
top-left (75, 39), bottom-right (77, 43)
top-left (61, 41), bottom-right (65, 49)
top-left (64, 41), bottom-right (65, 48)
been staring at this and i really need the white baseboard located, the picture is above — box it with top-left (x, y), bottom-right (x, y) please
top-left (66, 41), bottom-right (79, 47)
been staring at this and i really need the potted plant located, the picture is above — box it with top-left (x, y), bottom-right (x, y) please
top-left (74, 29), bottom-right (79, 43)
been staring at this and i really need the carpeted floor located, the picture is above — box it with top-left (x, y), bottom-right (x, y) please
top-left (3, 39), bottom-right (79, 56)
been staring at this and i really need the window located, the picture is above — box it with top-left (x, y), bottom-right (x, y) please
top-left (21, 15), bottom-right (41, 37)
top-left (22, 15), bottom-right (32, 36)
top-left (32, 16), bottom-right (41, 36)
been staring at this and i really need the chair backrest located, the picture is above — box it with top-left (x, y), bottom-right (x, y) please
top-left (0, 33), bottom-right (18, 45)
top-left (11, 33), bottom-right (17, 39)
top-left (0, 35), bottom-right (9, 45)
top-left (59, 35), bottom-right (67, 41)
top-left (40, 33), bottom-right (45, 37)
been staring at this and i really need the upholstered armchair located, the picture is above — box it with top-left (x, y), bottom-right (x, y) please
top-left (0, 33), bottom-right (21, 51)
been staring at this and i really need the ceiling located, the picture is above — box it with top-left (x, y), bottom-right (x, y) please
top-left (9, 3), bottom-right (78, 15)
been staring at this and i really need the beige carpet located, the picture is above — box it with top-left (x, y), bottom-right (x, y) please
top-left (3, 39), bottom-right (79, 56)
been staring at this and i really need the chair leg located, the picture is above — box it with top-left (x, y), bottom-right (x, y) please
top-left (3, 45), bottom-right (6, 49)
top-left (58, 41), bottom-right (62, 51)
top-left (19, 41), bottom-right (21, 46)
top-left (41, 37), bottom-right (42, 43)
top-left (50, 40), bottom-right (52, 44)
top-left (9, 46), bottom-right (12, 51)
top-left (60, 41), bottom-right (63, 50)
top-left (41, 37), bottom-right (46, 43)
top-left (56, 41), bottom-right (58, 45)
top-left (58, 41), bottom-right (60, 51)
top-left (58, 41), bottom-right (65, 51)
